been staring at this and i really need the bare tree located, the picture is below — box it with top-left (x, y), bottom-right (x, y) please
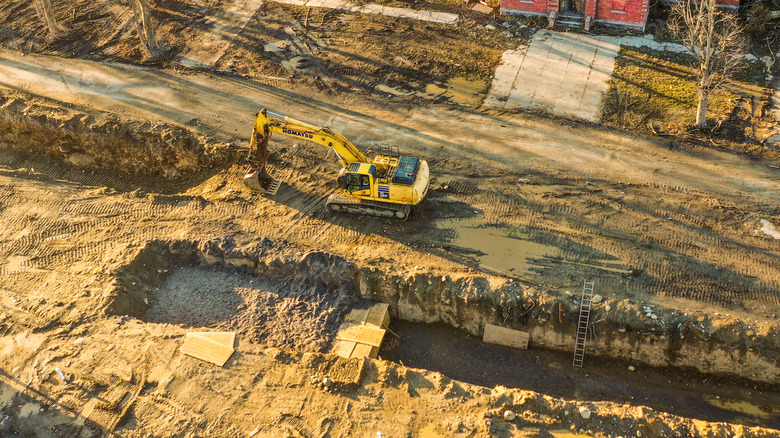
top-left (130, 0), bottom-right (158, 54)
top-left (669, 0), bottom-right (746, 128)
top-left (35, 0), bottom-right (63, 36)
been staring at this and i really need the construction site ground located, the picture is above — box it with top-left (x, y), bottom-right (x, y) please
top-left (1, 0), bottom-right (780, 437)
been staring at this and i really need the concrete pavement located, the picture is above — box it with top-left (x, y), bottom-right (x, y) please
top-left (176, 0), bottom-right (264, 69)
top-left (485, 30), bottom-right (621, 123)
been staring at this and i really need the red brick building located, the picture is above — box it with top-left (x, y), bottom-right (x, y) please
top-left (500, 0), bottom-right (740, 31)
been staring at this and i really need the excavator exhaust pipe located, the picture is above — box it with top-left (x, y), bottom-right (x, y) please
top-left (243, 165), bottom-right (281, 195)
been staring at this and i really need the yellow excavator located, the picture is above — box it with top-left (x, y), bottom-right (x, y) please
top-left (243, 109), bottom-right (430, 220)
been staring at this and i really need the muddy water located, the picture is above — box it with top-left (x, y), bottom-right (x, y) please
top-left (436, 217), bottom-right (631, 277)
top-left (382, 320), bottom-right (780, 429)
top-left (422, 78), bottom-right (487, 106)
top-left (18, 402), bottom-right (40, 418)
top-left (703, 396), bottom-right (780, 421)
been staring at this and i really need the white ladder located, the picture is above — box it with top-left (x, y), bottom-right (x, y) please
top-left (572, 280), bottom-right (595, 368)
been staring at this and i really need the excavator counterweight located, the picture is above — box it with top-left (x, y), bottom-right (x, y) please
top-left (243, 109), bottom-right (429, 220)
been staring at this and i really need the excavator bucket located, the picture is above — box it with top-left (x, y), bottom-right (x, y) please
top-left (243, 166), bottom-right (281, 195)
top-left (243, 110), bottom-right (280, 194)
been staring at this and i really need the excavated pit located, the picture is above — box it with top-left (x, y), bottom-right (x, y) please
top-left (106, 240), bottom-right (363, 352)
top-left (104, 238), bottom-right (780, 386)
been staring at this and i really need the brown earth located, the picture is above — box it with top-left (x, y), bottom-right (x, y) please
top-left (1, 0), bottom-right (780, 437)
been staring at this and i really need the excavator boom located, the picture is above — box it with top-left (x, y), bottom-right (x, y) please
top-left (253, 109), bottom-right (369, 167)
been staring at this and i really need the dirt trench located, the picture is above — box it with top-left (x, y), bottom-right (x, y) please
top-left (102, 236), bottom-right (780, 385)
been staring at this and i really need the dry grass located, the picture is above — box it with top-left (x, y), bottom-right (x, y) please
top-left (603, 46), bottom-right (742, 133)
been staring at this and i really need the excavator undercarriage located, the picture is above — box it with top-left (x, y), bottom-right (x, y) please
top-left (325, 193), bottom-right (412, 220)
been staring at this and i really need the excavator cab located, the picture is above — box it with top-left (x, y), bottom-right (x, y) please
top-left (344, 163), bottom-right (375, 196)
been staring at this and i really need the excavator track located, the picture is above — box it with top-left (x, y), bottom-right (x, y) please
top-left (326, 193), bottom-right (411, 220)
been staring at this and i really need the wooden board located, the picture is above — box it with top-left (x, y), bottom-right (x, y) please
top-left (343, 303), bottom-right (390, 328)
top-left (180, 332), bottom-right (235, 366)
top-left (333, 303), bottom-right (390, 359)
top-left (344, 308), bottom-right (370, 325)
top-left (332, 340), bottom-right (357, 358)
top-left (193, 331), bottom-right (236, 348)
top-left (351, 343), bottom-right (378, 359)
top-left (335, 323), bottom-right (386, 348)
top-left (482, 323), bottom-right (529, 349)
top-left (365, 303), bottom-right (390, 328)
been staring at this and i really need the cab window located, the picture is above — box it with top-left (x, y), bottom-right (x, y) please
top-left (346, 174), bottom-right (361, 192)
top-left (346, 173), bottom-right (371, 193)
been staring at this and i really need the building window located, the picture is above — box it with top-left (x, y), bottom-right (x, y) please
top-left (611, 0), bottom-right (626, 12)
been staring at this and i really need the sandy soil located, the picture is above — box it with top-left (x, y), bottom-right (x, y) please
top-left (1, 0), bottom-right (780, 436)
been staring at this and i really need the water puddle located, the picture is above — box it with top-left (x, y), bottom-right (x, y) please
top-left (263, 40), bottom-right (291, 53)
top-left (281, 56), bottom-right (312, 72)
top-left (436, 216), bottom-right (629, 277)
top-left (421, 77), bottom-right (487, 106)
top-left (18, 401), bottom-right (41, 418)
top-left (703, 395), bottom-right (780, 420)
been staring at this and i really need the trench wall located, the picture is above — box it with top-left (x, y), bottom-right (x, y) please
top-left (358, 267), bottom-right (780, 384)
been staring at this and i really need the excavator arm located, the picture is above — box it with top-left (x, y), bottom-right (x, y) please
top-left (249, 108), bottom-right (369, 169)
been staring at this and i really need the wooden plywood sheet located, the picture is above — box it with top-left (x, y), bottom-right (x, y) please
top-left (193, 331), bottom-right (236, 348)
top-left (335, 323), bottom-right (386, 348)
top-left (365, 303), bottom-right (390, 328)
top-left (332, 340), bottom-right (357, 359)
top-left (344, 308), bottom-right (370, 325)
top-left (344, 302), bottom-right (390, 328)
top-left (351, 343), bottom-right (378, 359)
top-left (180, 332), bottom-right (235, 366)
top-left (483, 323), bottom-right (529, 349)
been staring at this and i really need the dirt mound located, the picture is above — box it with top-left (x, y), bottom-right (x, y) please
top-left (0, 91), bottom-right (241, 179)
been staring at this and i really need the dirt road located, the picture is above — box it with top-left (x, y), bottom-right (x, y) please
top-left (1, 51), bottom-right (779, 204)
